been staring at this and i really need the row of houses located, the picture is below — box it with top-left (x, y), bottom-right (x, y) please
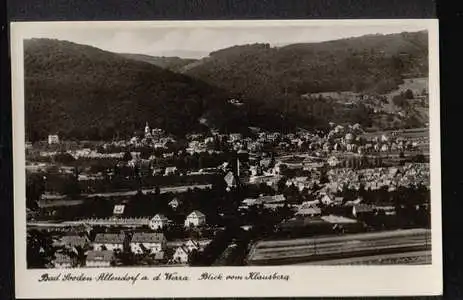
top-left (54, 232), bottom-right (210, 268)
top-left (71, 210), bottom-right (207, 229)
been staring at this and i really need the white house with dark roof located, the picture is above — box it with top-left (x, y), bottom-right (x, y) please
top-left (184, 210), bottom-right (206, 228)
top-left (93, 233), bottom-right (125, 251)
top-left (185, 239), bottom-right (201, 252)
top-left (113, 204), bottom-right (125, 216)
top-left (53, 253), bottom-right (73, 268)
top-left (149, 214), bottom-right (169, 230)
top-left (296, 206), bottom-right (322, 217)
top-left (164, 166), bottom-right (178, 176)
top-left (130, 232), bottom-right (166, 254)
top-left (60, 234), bottom-right (89, 249)
top-left (172, 246), bottom-right (190, 264)
top-left (86, 250), bottom-right (115, 268)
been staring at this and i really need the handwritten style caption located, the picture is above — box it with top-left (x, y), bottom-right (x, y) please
top-left (38, 271), bottom-right (290, 284)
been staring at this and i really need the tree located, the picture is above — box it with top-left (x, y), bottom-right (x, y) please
top-left (53, 152), bottom-right (76, 164)
top-left (392, 94), bottom-right (406, 107)
top-left (403, 89), bottom-right (414, 99)
top-left (26, 174), bottom-right (45, 210)
top-left (27, 230), bottom-right (57, 268)
top-left (122, 151), bottom-right (132, 162)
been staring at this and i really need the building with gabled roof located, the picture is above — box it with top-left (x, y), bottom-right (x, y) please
top-left (86, 250), bottom-right (115, 268)
top-left (149, 214), bottom-right (170, 230)
top-left (130, 232), bottom-right (166, 254)
top-left (53, 253), bottom-right (73, 268)
top-left (172, 246), bottom-right (190, 264)
top-left (185, 239), bottom-right (201, 252)
top-left (184, 210), bottom-right (206, 228)
top-left (60, 234), bottom-right (89, 249)
top-left (93, 233), bottom-right (126, 251)
top-left (168, 197), bottom-right (181, 209)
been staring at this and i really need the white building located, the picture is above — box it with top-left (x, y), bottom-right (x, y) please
top-left (93, 233), bottom-right (125, 251)
top-left (48, 134), bottom-right (59, 145)
top-left (327, 156), bottom-right (340, 167)
top-left (185, 239), bottom-right (201, 252)
top-left (184, 210), bottom-right (206, 228)
top-left (149, 214), bottom-right (169, 230)
top-left (85, 250), bottom-right (114, 268)
top-left (129, 232), bottom-right (166, 254)
top-left (320, 194), bottom-right (334, 205)
top-left (53, 253), bottom-right (73, 268)
top-left (172, 246), bottom-right (190, 264)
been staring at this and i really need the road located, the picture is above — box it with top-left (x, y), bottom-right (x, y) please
top-left (38, 184), bottom-right (212, 208)
top-left (247, 229), bottom-right (431, 265)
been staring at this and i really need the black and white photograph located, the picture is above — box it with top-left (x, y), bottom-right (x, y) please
top-left (11, 20), bottom-right (441, 298)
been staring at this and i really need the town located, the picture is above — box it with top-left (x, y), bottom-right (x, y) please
top-left (26, 121), bottom-right (431, 268)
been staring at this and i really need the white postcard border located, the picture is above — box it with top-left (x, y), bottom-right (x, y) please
top-left (11, 19), bottom-right (442, 298)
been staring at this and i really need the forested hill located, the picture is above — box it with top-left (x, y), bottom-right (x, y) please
top-left (119, 53), bottom-right (197, 72)
top-left (24, 38), bottom-right (247, 141)
top-left (183, 31), bottom-right (428, 107)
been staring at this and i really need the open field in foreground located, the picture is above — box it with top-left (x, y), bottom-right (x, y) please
top-left (247, 229), bottom-right (431, 265)
top-left (298, 250), bottom-right (431, 265)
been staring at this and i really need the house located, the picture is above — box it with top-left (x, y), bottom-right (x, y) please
top-left (48, 134), bottom-right (59, 145)
top-left (229, 133), bottom-right (242, 142)
top-left (320, 194), bottom-right (334, 205)
top-left (113, 204), bottom-right (125, 216)
top-left (185, 239), bottom-right (201, 252)
top-left (53, 253), bottom-right (73, 268)
top-left (168, 197), bottom-right (181, 209)
top-left (327, 156), bottom-right (339, 167)
top-left (258, 194), bottom-right (285, 204)
top-left (149, 214), bottom-right (169, 230)
top-left (375, 205), bottom-right (397, 215)
top-left (130, 232), bottom-right (166, 254)
top-left (184, 210), bottom-right (206, 228)
top-left (85, 250), bottom-right (115, 268)
top-left (152, 167), bottom-right (164, 176)
top-left (352, 204), bottom-right (375, 217)
top-left (60, 234), bottom-right (89, 249)
top-left (164, 166), bottom-right (178, 176)
top-left (333, 197), bottom-right (344, 206)
top-left (93, 233), bottom-right (126, 251)
top-left (172, 246), bottom-right (190, 264)
top-left (224, 171), bottom-right (237, 189)
top-left (259, 158), bottom-right (273, 169)
top-left (296, 206), bottom-right (322, 217)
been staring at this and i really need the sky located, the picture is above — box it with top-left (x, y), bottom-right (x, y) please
top-left (21, 21), bottom-right (429, 59)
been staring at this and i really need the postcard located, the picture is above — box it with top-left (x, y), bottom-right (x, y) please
top-left (11, 19), bottom-right (441, 298)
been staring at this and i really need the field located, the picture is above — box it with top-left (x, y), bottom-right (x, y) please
top-left (299, 250), bottom-right (431, 265)
top-left (247, 229), bottom-right (431, 265)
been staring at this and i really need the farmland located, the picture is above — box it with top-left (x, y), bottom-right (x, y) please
top-left (247, 229), bottom-right (431, 265)
top-left (299, 250), bottom-right (431, 265)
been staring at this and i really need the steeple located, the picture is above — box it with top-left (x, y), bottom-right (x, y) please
top-left (145, 122), bottom-right (150, 134)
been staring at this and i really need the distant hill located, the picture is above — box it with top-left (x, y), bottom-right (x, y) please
top-left (24, 38), bottom-right (247, 141)
top-left (182, 31), bottom-right (429, 129)
top-left (24, 32), bottom-right (430, 141)
top-left (119, 53), bottom-right (197, 72)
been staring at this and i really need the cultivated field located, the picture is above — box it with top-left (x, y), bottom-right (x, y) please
top-left (247, 229), bottom-right (431, 265)
top-left (299, 250), bottom-right (431, 265)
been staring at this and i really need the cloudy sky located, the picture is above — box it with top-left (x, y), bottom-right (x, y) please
top-left (21, 21), bottom-right (429, 58)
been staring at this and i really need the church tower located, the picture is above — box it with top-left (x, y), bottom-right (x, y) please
top-left (144, 122), bottom-right (150, 136)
